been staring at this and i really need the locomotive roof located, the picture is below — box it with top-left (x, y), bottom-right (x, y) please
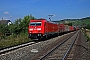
top-left (37, 18), bottom-right (46, 20)
top-left (30, 19), bottom-right (47, 22)
top-left (30, 19), bottom-right (58, 24)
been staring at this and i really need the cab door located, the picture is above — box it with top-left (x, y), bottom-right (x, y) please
top-left (44, 22), bottom-right (48, 34)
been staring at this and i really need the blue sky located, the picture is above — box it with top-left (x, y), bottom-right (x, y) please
top-left (0, 0), bottom-right (90, 22)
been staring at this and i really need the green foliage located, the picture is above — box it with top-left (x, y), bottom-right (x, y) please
top-left (60, 17), bottom-right (90, 28)
top-left (0, 14), bottom-right (36, 40)
top-left (65, 23), bottom-right (72, 26)
top-left (0, 24), bottom-right (10, 36)
top-left (0, 33), bottom-right (32, 49)
top-left (0, 14), bottom-right (35, 48)
top-left (84, 24), bottom-right (90, 29)
top-left (9, 14), bottom-right (36, 35)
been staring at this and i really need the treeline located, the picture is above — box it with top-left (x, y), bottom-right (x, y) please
top-left (82, 17), bottom-right (90, 29)
top-left (61, 17), bottom-right (90, 29)
top-left (0, 14), bottom-right (36, 39)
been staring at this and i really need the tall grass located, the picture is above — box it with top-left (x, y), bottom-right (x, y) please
top-left (0, 32), bottom-right (32, 49)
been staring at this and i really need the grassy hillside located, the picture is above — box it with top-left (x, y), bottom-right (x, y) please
top-left (59, 17), bottom-right (90, 29)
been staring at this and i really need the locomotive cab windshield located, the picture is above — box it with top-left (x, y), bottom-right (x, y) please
top-left (30, 22), bottom-right (42, 26)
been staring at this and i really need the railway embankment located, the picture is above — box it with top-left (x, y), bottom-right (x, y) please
top-left (81, 29), bottom-right (90, 60)
top-left (0, 33), bottom-right (32, 50)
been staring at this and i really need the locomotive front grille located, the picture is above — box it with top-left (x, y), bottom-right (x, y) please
top-left (29, 33), bottom-right (43, 39)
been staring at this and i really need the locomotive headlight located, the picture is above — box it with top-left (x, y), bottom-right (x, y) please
top-left (29, 28), bottom-right (33, 31)
top-left (37, 28), bottom-right (41, 30)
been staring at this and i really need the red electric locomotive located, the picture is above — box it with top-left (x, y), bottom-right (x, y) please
top-left (28, 19), bottom-right (59, 40)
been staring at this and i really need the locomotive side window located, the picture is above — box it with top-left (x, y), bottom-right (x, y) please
top-left (30, 22), bottom-right (42, 26)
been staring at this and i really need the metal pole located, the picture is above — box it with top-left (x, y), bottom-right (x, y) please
top-left (48, 15), bottom-right (53, 21)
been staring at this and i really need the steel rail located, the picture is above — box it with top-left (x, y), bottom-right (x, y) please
top-left (0, 42), bottom-right (35, 55)
top-left (38, 32), bottom-right (76, 60)
top-left (62, 31), bottom-right (79, 60)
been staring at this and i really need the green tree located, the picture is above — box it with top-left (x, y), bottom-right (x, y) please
top-left (0, 24), bottom-right (10, 39)
top-left (21, 14), bottom-right (36, 33)
top-left (13, 18), bottom-right (22, 34)
top-left (9, 14), bottom-right (36, 35)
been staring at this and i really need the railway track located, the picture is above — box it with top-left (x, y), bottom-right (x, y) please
top-left (0, 42), bottom-right (35, 55)
top-left (34, 31), bottom-right (80, 60)
top-left (0, 31), bottom-right (78, 60)
top-left (31, 31), bottom-right (79, 60)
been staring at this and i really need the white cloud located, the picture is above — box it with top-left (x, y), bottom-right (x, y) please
top-left (4, 12), bottom-right (9, 14)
